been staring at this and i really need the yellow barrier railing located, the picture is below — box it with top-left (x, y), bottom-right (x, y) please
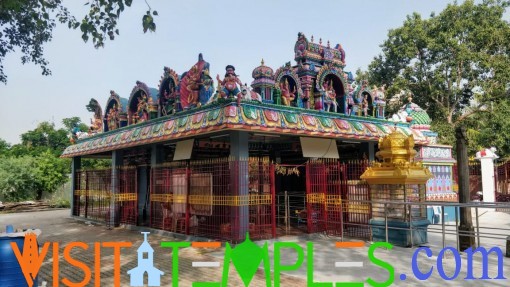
top-left (150, 194), bottom-right (273, 206)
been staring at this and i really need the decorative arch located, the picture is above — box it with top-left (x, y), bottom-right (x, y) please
top-left (158, 67), bottom-right (180, 96)
top-left (316, 65), bottom-right (348, 96)
top-left (273, 65), bottom-right (303, 99)
top-left (104, 90), bottom-right (128, 132)
top-left (353, 80), bottom-right (374, 117)
top-left (315, 65), bottom-right (348, 113)
top-left (158, 67), bottom-right (180, 116)
top-left (128, 81), bottom-right (159, 124)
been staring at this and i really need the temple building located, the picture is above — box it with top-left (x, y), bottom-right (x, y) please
top-left (62, 33), bottom-right (456, 243)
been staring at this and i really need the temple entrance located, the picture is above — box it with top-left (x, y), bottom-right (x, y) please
top-left (275, 164), bottom-right (307, 235)
top-left (275, 159), bottom-right (371, 239)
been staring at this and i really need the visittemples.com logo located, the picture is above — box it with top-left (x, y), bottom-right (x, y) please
top-left (9, 231), bottom-right (506, 286)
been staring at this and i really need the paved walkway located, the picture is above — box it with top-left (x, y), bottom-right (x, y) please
top-left (2, 209), bottom-right (510, 286)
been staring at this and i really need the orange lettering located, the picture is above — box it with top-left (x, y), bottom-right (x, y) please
top-left (61, 242), bottom-right (91, 287)
top-left (94, 242), bottom-right (101, 287)
top-left (53, 242), bottom-right (59, 287)
top-left (102, 242), bottom-right (132, 287)
top-left (11, 234), bottom-right (50, 287)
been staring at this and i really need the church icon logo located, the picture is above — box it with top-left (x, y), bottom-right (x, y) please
top-left (127, 232), bottom-right (164, 287)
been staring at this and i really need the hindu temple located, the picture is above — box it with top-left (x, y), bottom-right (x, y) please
top-left (62, 33), bottom-right (456, 243)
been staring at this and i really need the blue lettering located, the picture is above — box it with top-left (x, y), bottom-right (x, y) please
top-left (465, 247), bottom-right (506, 280)
top-left (411, 247), bottom-right (433, 280)
top-left (437, 247), bottom-right (461, 280)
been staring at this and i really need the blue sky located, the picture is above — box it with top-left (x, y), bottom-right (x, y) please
top-left (0, 0), bottom-right (462, 144)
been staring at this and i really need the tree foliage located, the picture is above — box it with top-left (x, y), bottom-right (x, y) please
top-left (0, 152), bottom-right (69, 201)
top-left (62, 116), bottom-right (88, 133)
top-left (0, 0), bottom-right (157, 83)
top-left (472, 100), bottom-right (510, 157)
top-left (368, 0), bottom-right (510, 156)
top-left (0, 117), bottom-right (105, 201)
top-left (19, 121), bottom-right (69, 155)
top-left (0, 156), bottom-right (38, 201)
top-left (33, 150), bottom-right (69, 199)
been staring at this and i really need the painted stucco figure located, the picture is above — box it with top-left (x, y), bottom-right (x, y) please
top-left (216, 65), bottom-right (242, 99)
top-left (323, 80), bottom-right (338, 112)
top-left (179, 54), bottom-right (211, 110)
top-left (280, 79), bottom-right (296, 106)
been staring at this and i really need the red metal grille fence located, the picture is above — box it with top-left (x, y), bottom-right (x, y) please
top-left (150, 157), bottom-right (276, 242)
top-left (496, 160), bottom-right (510, 196)
top-left (73, 167), bottom-right (137, 226)
top-left (73, 159), bottom-right (373, 241)
top-left (117, 167), bottom-right (138, 225)
top-left (73, 168), bottom-right (112, 223)
top-left (341, 160), bottom-right (371, 239)
top-left (303, 159), bottom-right (370, 239)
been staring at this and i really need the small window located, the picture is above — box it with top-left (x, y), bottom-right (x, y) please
top-left (143, 252), bottom-right (148, 259)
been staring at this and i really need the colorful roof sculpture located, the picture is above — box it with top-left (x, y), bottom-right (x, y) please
top-left (294, 32), bottom-right (345, 68)
top-left (61, 99), bottom-right (427, 158)
top-left (252, 59), bottom-right (274, 79)
top-left (64, 33), bottom-right (441, 157)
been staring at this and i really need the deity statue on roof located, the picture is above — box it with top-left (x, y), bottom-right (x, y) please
top-left (135, 94), bottom-right (150, 123)
top-left (346, 83), bottom-right (355, 116)
top-left (280, 79), bottom-right (296, 106)
top-left (86, 98), bottom-right (103, 133)
top-left (199, 69), bottom-right (214, 106)
top-left (372, 85), bottom-right (386, 118)
top-left (362, 94), bottom-right (369, 116)
top-left (300, 87), bottom-right (310, 109)
top-left (107, 104), bottom-right (119, 131)
top-left (216, 65), bottom-right (242, 99)
top-left (161, 87), bottom-right (177, 116)
top-left (272, 84), bottom-right (282, 105)
top-left (322, 80), bottom-right (338, 112)
top-left (179, 53), bottom-right (211, 110)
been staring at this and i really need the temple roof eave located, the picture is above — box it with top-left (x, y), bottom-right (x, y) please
top-left (61, 100), bottom-right (427, 158)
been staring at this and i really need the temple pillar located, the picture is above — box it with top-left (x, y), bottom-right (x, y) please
top-left (368, 142), bottom-right (375, 162)
top-left (71, 156), bottom-right (81, 217)
top-left (137, 144), bottom-right (164, 225)
top-left (230, 131), bottom-right (249, 242)
top-left (111, 150), bottom-right (123, 228)
top-left (299, 75), bottom-right (313, 109)
top-left (137, 166), bottom-right (148, 226)
top-left (476, 148), bottom-right (499, 203)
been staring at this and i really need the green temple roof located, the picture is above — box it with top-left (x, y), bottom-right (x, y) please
top-left (409, 109), bottom-right (432, 126)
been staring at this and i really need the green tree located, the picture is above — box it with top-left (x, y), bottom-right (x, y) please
top-left (0, 156), bottom-right (37, 201)
top-left (369, 0), bottom-right (510, 133)
top-left (62, 116), bottom-right (89, 133)
top-left (0, 0), bottom-right (157, 83)
top-left (0, 152), bottom-right (69, 201)
top-left (0, 139), bottom-right (10, 156)
top-left (472, 100), bottom-right (510, 158)
top-left (33, 150), bottom-right (70, 200)
top-left (20, 121), bottom-right (69, 155)
top-left (368, 0), bottom-right (510, 250)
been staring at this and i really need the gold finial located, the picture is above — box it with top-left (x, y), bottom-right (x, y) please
top-left (261, 58), bottom-right (265, 66)
top-left (376, 131), bottom-right (416, 164)
top-left (360, 131), bottom-right (432, 185)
